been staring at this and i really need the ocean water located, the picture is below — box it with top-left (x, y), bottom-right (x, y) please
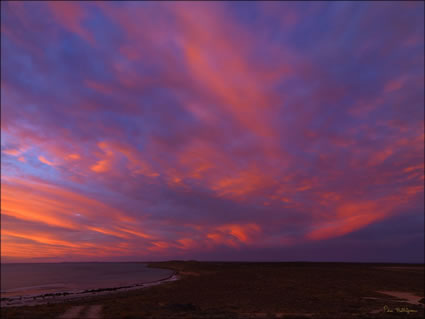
top-left (1, 262), bottom-right (174, 298)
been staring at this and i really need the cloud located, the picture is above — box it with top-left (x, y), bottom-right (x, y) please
top-left (1, 1), bottom-right (423, 262)
top-left (38, 155), bottom-right (56, 166)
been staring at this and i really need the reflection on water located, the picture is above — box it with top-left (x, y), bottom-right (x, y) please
top-left (1, 262), bottom-right (173, 298)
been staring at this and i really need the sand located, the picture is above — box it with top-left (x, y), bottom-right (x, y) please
top-left (377, 290), bottom-right (424, 305)
top-left (58, 305), bottom-right (103, 319)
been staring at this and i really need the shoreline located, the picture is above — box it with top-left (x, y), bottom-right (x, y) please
top-left (1, 271), bottom-right (179, 308)
top-left (1, 262), bottom-right (424, 319)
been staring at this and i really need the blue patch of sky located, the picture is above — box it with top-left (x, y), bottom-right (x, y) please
top-left (44, 32), bottom-right (113, 89)
top-left (2, 38), bottom-right (45, 94)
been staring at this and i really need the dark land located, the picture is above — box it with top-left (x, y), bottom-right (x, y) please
top-left (1, 261), bottom-right (424, 318)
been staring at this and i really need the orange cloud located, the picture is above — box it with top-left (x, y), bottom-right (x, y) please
top-left (38, 155), bottom-right (56, 166)
top-left (207, 223), bottom-right (261, 247)
top-left (148, 241), bottom-right (171, 252)
top-left (117, 227), bottom-right (153, 239)
top-left (1, 177), bottom-right (137, 230)
top-left (67, 153), bottom-right (81, 160)
top-left (87, 226), bottom-right (130, 239)
top-left (3, 230), bottom-right (82, 248)
top-left (211, 168), bottom-right (272, 199)
top-left (91, 159), bottom-right (110, 173)
top-left (174, 4), bottom-right (283, 139)
top-left (177, 238), bottom-right (197, 250)
top-left (3, 149), bottom-right (21, 156)
top-left (90, 141), bottom-right (159, 177)
top-left (308, 201), bottom-right (392, 241)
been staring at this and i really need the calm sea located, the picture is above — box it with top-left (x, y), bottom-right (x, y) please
top-left (1, 262), bottom-right (174, 298)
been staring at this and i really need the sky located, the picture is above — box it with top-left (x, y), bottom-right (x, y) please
top-left (1, 1), bottom-right (424, 263)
